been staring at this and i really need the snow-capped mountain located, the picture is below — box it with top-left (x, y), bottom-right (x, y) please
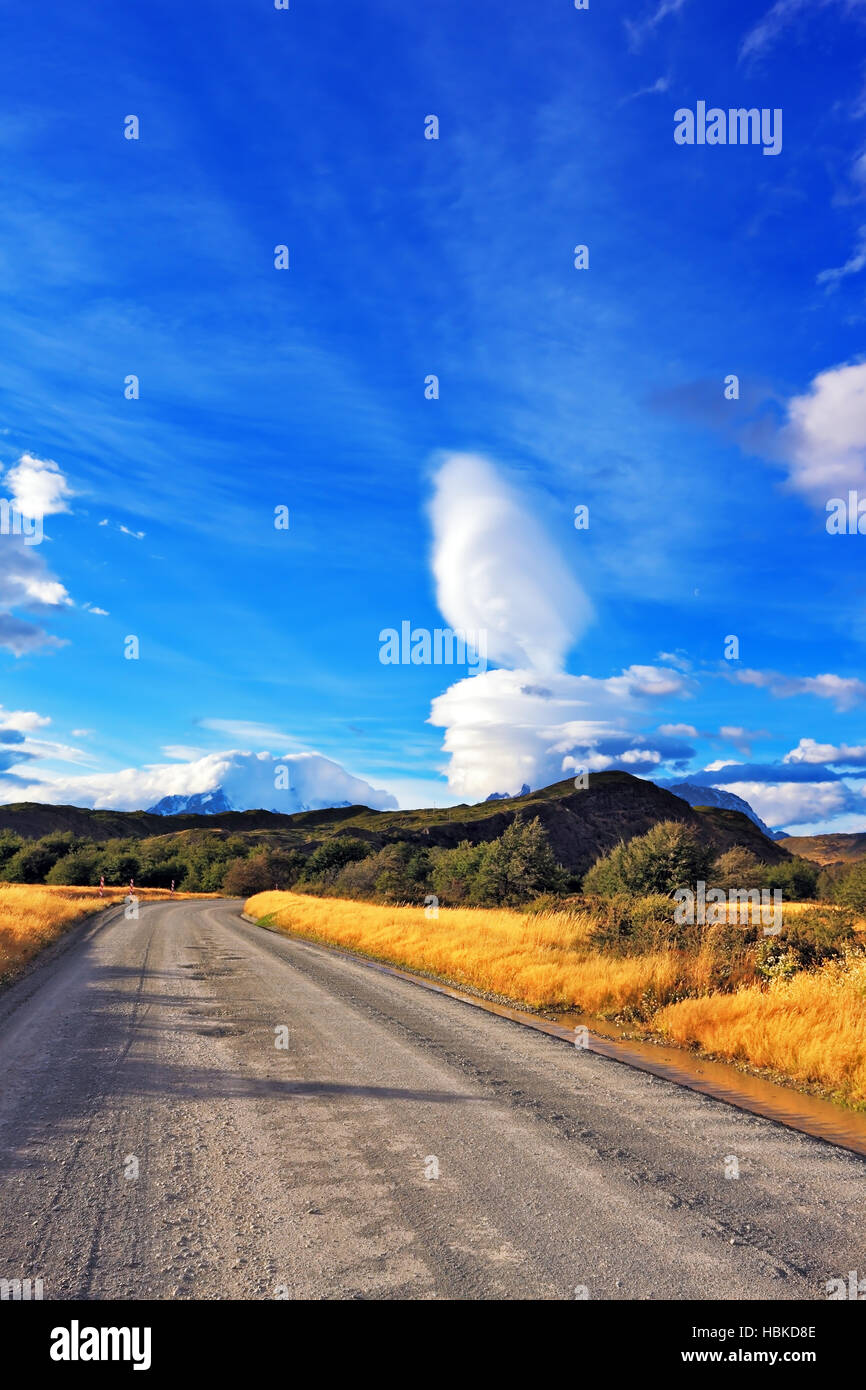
top-left (147, 790), bottom-right (236, 815)
top-left (485, 783), bottom-right (531, 802)
top-left (663, 782), bottom-right (786, 839)
top-left (138, 751), bottom-right (399, 817)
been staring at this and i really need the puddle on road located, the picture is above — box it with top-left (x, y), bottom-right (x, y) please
top-left (549, 1005), bottom-right (866, 1159)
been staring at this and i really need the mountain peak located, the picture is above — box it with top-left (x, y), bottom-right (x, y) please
top-left (663, 781), bottom-right (785, 839)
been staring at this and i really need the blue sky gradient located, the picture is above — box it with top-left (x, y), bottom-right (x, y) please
top-left (2, 0), bottom-right (866, 831)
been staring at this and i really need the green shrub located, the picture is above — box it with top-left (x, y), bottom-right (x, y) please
top-left (583, 821), bottom-right (713, 897)
top-left (470, 818), bottom-right (564, 906)
top-left (755, 906), bottom-right (855, 979)
top-left (763, 857), bottom-right (819, 900)
top-left (708, 847), bottom-right (766, 891)
top-left (45, 850), bottom-right (102, 886)
top-left (0, 830), bottom-right (23, 868)
top-left (430, 841), bottom-right (486, 905)
top-left (831, 859), bottom-right (866, 912)
top-left (301, 837), bottom-right (373, 885)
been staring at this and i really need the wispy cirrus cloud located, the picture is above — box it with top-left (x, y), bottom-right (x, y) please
top-left (740, 0), bottom-right (866, 64)
top-left (625, 0), bottom-right (689, 52)
top-left (817, 227), bottom-right (866, 289)
top-left (196, 718), bottom-right (308, 749)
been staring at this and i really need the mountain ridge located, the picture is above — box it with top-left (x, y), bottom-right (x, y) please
top-left (0, 771), bottom-right (790, 876)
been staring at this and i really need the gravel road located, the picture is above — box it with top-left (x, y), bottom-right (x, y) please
top-left (0, 898), bottom-right (862, 1300)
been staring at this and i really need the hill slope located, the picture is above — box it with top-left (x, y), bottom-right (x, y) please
top-left (778, 832), bottom-right (866, 865)
top-left (0, 772), bottom-right (790, 877)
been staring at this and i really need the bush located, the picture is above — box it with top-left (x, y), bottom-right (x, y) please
top-left (763, 856), bottom-right (819, 900)
top-left (136, 856), bottom-right (187, 889)
top-left (223, 853), bottom-right (278, 897)
top-left (708, 847), bottom-right (766, 892)
top-left (45, 850), bottom-right (102, 886)
top-left (99, 851), bottom-right (142, 886)
top-left (831, 859), bottom-right (866, 912)
top-left (360, 843), bottom-right (428, 904)
top-left (1, 844), bottom-right (61, 883)
top-left (430, 841), bottom-right (486, 905)
top-left (471, 817), bottom-right (565, 906)
top-left (583, 821), bottom-right (713, 897)
top-left (301, 837), bottom-right (373, 885)
top-left (0, 830), bottom-right (23, 868)
top-left (755, 906), bottom-right (855, 979)
top-left (332, 854), bottom-right (390, 900)
top-left (0, 831), bottom-right (92, 884)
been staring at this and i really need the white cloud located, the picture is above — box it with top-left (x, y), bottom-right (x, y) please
top-left (0, 535), bottom-right (72, 612)
top-left (424, 454), bottom-right (696, 799)
top-left (3, 453), bottom-right (72, 518)
top-left (721, 779), bottom-right (855, 829)
top-left (778, 360), bottom-right (866, 500)
top-left (656, 650), bottom-right (692, 671)
top-left (0, 749), bottom-right (398, 814)
top-left (620, 76), bottom-right (670, 104)
top-left (733, 667), bottom-right (866, 710)
top-left (428, 453), bottom-right (591, 674)
top-left (0, 455), bottom-right (74, 653)
top-left (658, 722), bottom-right (698, 737)
top-left (784, 736), bottom-right (866, 764)
top-left (719, 725), bottom-right (770, 753)
top-left (428, 664), bottom-right (691, 801)
top-left (0, 706), bottom-right (51, 733)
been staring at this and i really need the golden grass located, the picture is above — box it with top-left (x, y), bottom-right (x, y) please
top-left (245, 889), bottom-right (866, 1108)
top-left (244, 890), bottom-right (740, 1014)
top-left (654, 954), bottom-right (866, 1108)
top-left (0, 883), bottom-right (211, 982)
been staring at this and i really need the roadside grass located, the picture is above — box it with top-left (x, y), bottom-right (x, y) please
top-left (653, 954), bottom-right (866, 1109)
top-left (0, 883), bottom-right (213, 983)
top-left (244, 889), bottom-right (866, 1109)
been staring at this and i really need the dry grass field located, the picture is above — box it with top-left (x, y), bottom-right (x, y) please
top-left (245, 889), bottom-right (866, 1109)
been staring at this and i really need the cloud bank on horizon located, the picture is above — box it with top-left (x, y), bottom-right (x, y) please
top-left (0, 746), bottom-right (397, 815)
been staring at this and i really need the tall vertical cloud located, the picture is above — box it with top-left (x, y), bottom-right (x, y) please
top-left (428, 453), bottom-right (592, 674)
top-left (425, 454), bottom-right (694, 800)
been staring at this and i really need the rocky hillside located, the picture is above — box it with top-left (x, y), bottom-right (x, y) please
top-left (0, 771), bottom-right (790, 878)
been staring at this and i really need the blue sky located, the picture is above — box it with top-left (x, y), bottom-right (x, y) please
top-left (2, 0), bottom-right (866, 832)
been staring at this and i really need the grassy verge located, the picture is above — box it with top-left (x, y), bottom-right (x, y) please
top-left (244, 889), bottom-right (866, 1109)
top-left (0, 883), bottom-right (213, 984)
